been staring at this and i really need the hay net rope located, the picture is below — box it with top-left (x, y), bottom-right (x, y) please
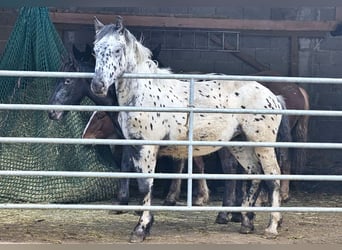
top-left (0, 7), bottom-right (118, 203)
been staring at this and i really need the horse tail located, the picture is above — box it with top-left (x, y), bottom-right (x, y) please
top-left (275, 95), bottom-right (292, 173)
top-left (290, 87), bottom-right (310, 175)
top-left (276, 95), bottom-right (292, 143)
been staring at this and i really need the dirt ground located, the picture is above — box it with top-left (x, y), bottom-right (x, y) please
top-left (0, 191), bottom-right (341, 244)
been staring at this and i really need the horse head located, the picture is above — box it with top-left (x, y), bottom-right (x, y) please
top-left (91, 16), bottom-right (152, 97)
top-left (91, 16), bottom-right (128, 96)
top-left (48, 54), bottom-right (91, 120)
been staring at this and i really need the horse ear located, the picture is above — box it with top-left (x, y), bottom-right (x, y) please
top-left (94, 16), bottom-right (104, 33)
top-left (85, 44), bottom-right (92, 55)
top-left (115, 16), bottom-right (124, 34)
top-left (152, 44), bottom-right (162, 58)
top-left (69, 54), bottom-right (81, 71)
top-left (72, 44), bottom-right (81, 61)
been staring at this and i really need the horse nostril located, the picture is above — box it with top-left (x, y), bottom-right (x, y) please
top-left (48, 111), bottom-right (56, 120)
top-left (91, 78), bottom-right (107, 96)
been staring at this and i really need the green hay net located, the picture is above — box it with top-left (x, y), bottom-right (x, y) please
top-left (0, 7), bottom-right (119, 203)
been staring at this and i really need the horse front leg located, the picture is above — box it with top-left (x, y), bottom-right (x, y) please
top-left (193, 156), bottom-right (209, 206)
top-left (128, 145), bottom-right (158, 243)
top-left (215, 148), bottom-right (239, 224)
top-left (108, 145), bottom-right (131, 214)
top-left (164, 158), bottom-right (185, 206)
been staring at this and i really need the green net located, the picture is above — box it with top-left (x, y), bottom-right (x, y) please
top-left (0, 7), bottom-right (119, 203)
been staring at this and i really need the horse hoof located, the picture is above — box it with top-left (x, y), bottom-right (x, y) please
top-left (193, 196), bottom-right (209, 206)
top-left (281, 194), bottom-right (290, 203)
top-left (193, 199), bottom-right (205, 206)
top-left (230, 213), bottom-right (242, 223)
top-left (264, 230), bottom-right (278, 239)
top-left (239, 225), bottom-right (254, 234)
top-left (163, 199), bottom-right (177, 206)
top-left (215, 215), bottom-right (229, 224)
top-left (129, 232), bottom-right (146, 243)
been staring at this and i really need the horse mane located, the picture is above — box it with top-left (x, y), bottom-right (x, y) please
top-left (123, 29), bottom-right (152, 65)
top-left (124, 29), bottom-right (172, 74)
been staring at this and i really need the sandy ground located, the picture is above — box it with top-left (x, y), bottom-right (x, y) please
top-left (0, 191), bottom-right (341, 244)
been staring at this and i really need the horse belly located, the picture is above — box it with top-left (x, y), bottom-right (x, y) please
top-left (158, 145), bottom-right (222, 158)
top-left (159, 114), bottom-right (238, 159)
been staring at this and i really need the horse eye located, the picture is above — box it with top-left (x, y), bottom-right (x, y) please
top-left (115, 49), bottom-right (121, 54)
top-left (64, 78), bottom-right (72, 85)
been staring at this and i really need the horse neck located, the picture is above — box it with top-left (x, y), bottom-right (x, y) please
top-left (116, 57), bottom-right (155, 106)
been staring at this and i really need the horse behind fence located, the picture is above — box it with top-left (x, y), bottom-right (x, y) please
top-left (90, 16), bottom-right (286, 242)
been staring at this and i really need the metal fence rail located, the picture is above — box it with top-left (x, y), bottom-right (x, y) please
top-left (0, 70), bottom-right (341, 213)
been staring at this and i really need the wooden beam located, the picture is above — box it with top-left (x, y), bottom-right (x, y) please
top-left (49, 12), bottom-right (338, 32)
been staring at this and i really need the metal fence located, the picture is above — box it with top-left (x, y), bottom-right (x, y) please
top-left (0, 70), bottom-right (341, 213)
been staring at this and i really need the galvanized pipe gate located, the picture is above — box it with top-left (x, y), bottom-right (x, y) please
top-left (0, 70), bottom-right (341, 213)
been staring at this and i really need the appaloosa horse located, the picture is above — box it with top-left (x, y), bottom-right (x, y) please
top-left (48, 53), bottom-right (209, 208)
top-left (151, 44), bottom-right (309, 223)
top-left (152, 45), bottom-right (310, 201)
top-left (90, 16), bottom-right (285, 242)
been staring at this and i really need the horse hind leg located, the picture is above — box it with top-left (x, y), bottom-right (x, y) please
top-left (164, 158), bottom-right (185, 206)
top-left (164, 157), bottom-right (209, 206)
top-left (193, 156), bottom-right (209, 206)
top-left (254, 146), bottom-right (282, 238)
top-left (228, 147), bottom-right (263, 234)
top-left (277, 146), bottom-right (291, 202)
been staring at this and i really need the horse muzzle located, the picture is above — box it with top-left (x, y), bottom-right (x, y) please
top-left (91, 78), bottom-right (108, 97)
top-left (48, 110), bottom-right (64, 120)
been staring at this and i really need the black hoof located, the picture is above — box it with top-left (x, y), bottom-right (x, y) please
top-left (215, 212), bottom-right (229, 224)
top-left (163, 199), bottom-right (177, 206)
top-left (215, 215), bottom-right (229, 224)
top-left (282, 196), bottom-right (291, 203)
top-left (129, 231), bottom-right (147, 243)
top-left (231, 213), bottom-right (242, 223)
top-left (130, 214), bottom-right (154, 243)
